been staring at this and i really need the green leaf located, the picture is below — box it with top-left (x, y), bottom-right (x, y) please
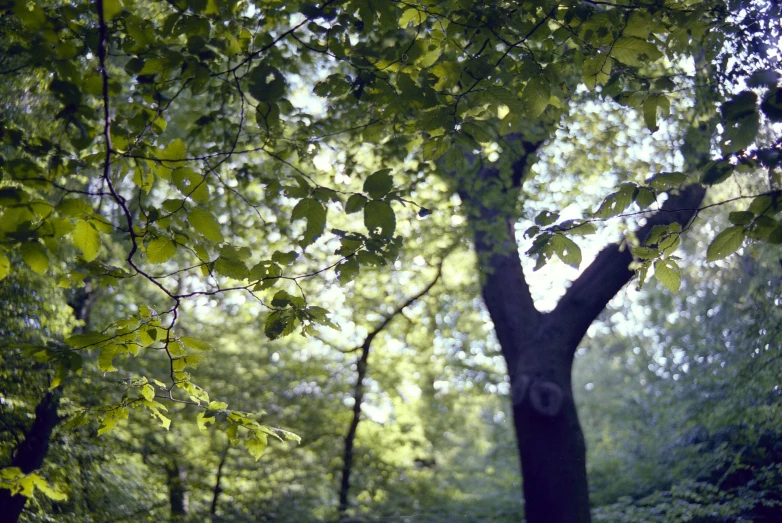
top-left (654, 259), bottom-right (680, 292)
top-left (728, 211), bottom-right (755, 226)
top-left (196, 411), bottom-right (215, 432)
top-left (760, 86), bottom-right (782, 122)
top-left (345, 194), bottom-right (368, 214)
top-left (582, 56), bottom-right (612, 89)
top-left (700, 161), bottom-right (734, 186)
top-left (250, 261), bottom-right (282, 289)
top-left (635, 187), bottom-right (656, 209)
top-left (423, 136), bottom-right (450, 161)
top-left (336, 257), bottom-right (360, 282)
top-left (432, 62), bottom-right (461, 90)
top-left (73, 220), bottom-right (101, 262)
top-left (550, 234), bottom-right (582, 269)
top-left (97, 407), bottom-right (128, 436)
top-left (399, 7), bottom-right (423, 27)
top-left (364, 200), bottom-right (396, 238)
top-left (181, 336), bottom-right (211, 351)
top-left (721, 91), bottom-right (758, 120)
top-left (248, 64), bottom-right (287, 102)
top-left (102, 0), bottom-right (122, 21)
top-left (189, 207), bottom-right (224, 242)
top-left (610, 37), bottom-right (663, 67)
top-left (271, 250), bottom-right (298, 265)
top-left (20, 242), bottom-right (49, 275)
top-left (264, 310), bottom-right (298, 340)
top-left (245, 432), bottom-right (268, 461)
top-left (632, 246), bottom-right (659, 260)
top-left (291, 198), bottom-right (327, 247)
top-left (522, 76), bottom-right (550, 118)
top-left (141, 384), bottom-right (155, 401)
top-left (214, 255), bottom-right (249, 280)
top-left (147, 237), bottom-right (177, 264)
top-left (98, 345), bottom-right (120, 372)
top-left (594, 186), bottom-right (635, 218)
top-left (0, 252), bottom-right (11, 281)
top-left (647, 172), bottom-right (686, 190)
top-left (363, 169), bottom-right (393, 199)
top-left (160, 139), bottom-right (187, 166)
top-left (535, 211), bottom-right (559, 226)
top-left (30, 474), bottom-right (67, 501)
top-left (707, 226), bottom-right (746, 261)
top-left (643, 96), bottom-right (659, 132)
top-left (720, 112), bottom-right (759, 154)
top-left (748, 195), bottom-right (776, 214)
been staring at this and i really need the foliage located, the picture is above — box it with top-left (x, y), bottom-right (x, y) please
top-left (1, 0), bottom-right (782, 521)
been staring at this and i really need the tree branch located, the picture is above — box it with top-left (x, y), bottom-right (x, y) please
top-left (550, 184), bottom-right (707, 352)
top-left (338, 254), bottom-right (448, 514)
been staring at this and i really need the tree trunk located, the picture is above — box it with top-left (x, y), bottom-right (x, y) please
top-left (209, 447), bottom-right (228, 520)
top-left (456, 135), bottom-right (707, 521)
top-left (0, 389), bottom-right (62, 523)
top-left (166, 461), bottom-right (189, 522)
top-left (0, 284), bottom-right (98, 523)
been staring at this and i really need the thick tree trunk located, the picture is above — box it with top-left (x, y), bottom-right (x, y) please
top-left (478, 230), bottom-right (591, 522)
top-left (457, 135), bottom-right (707, 522)
top-left (0, 389), bottom-right (62, 523)
top-left (508, 349), bottom-right (590, 523)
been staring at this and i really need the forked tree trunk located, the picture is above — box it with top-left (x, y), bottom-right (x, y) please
top-left (458, 140), bottom-right (707, 522)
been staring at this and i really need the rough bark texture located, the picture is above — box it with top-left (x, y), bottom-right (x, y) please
top-left (459, 142), bottom-right (707, 523)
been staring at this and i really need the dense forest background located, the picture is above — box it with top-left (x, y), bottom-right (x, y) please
top-left (1, 0), bottom-right (782, 521)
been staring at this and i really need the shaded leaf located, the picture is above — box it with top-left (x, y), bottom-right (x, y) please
top-left (707, 226), bottom-right (746, 261)
top-left (291, 198), bottom-right (327, 247)
top-left (364, 200), bottom-right (396, 238)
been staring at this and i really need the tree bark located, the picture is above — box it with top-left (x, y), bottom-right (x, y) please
top-left (0, 389), bottom-right (63, 523)
top-left (460, 141), bottom-right (706, 522)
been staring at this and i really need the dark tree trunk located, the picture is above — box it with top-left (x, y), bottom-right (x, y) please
top-left (338, 342), bottom-right (368, 516)
top-left (0, 284), bottom-right (98, 523)
top-left (167, 461), bottom-right (189, 521)
top-left (458, 140), bottom-right (707, 522)
top-left (0, 389), bottom-right (62, 523)
top-left (209, 447), bottom-right (228, 520)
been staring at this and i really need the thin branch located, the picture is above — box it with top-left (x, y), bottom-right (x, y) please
top-left (338, 251), bottom-right (450, 514)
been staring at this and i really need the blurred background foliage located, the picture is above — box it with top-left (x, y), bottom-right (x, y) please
top-left (3, 153), bottom-right (781, 523)
top-left (1, 0), bottom-right (781, 521)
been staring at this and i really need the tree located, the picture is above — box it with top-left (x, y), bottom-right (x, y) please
top-left (1, 0), bottom-right (781, 521)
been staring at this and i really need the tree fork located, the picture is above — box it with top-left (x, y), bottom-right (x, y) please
top-left (460, 133), bottom-right (708, 521)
